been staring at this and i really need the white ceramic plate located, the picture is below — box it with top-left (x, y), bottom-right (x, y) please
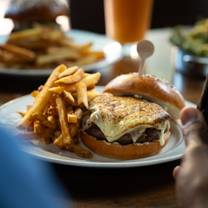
top-left (0, 87), bottom-right (195, 168)
top-left (0, 30), bottom-right (122, 77)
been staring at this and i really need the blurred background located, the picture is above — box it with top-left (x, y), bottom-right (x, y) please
top-left (70, 0), bottom-right (208, 33)
top-left (0, 0), bottom-right (208, 101)
top-left (1, 0), bottom-right (208, 35)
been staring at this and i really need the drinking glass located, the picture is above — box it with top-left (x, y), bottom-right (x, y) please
top-left (104, 0), bottom-right (153, 56)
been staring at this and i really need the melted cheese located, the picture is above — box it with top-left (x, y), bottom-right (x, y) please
top-left (159, 120), bottom-right (170, 145)
top-left (130, 129), bottom-right (145, 143)
top-left (88, 94), bottom-right (170, 143)
top-left (90, 110), bottom-right (169, 143)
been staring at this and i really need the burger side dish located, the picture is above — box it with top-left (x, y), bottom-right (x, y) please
top-left (5, 0), bottom-right (69, 31)
top-left (80, 73), bottom-right (185, 159)
top-left (20, 64), bottom-right (101, 158)
top-left (170, 19), bottom-right (208, 57)
top-left (0, 25), bottom-right (105, 69)
top-left (20, 66), bottom-right (185, 160)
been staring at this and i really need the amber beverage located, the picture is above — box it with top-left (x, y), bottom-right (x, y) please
top-left (104, 0), bottom-right (153, 44)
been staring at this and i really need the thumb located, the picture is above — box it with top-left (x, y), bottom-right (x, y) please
top-left (180, 107), bottom-right (207, 146)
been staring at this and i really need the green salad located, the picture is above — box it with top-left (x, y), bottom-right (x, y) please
top-left (170, 19), bottom-right (208, 57)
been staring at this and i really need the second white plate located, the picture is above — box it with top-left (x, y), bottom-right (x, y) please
top-left (0, 30), bottom-right (122, 77)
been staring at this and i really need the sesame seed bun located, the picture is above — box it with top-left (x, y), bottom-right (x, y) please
top-left (104, 73), bottom-right (185, 119)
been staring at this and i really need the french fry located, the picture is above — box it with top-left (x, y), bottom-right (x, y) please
top-left (69, 124), bottom-right (79, 138)
top-left (46, 103), bottom-right (58, 117)
top-left (76, 82), bottom-right (88, 108)
top-left (47, 47), bottom-right (79, 55)
top-left (58, 66), bottom-right (79, 78)
top-left (60, 84), bottom-right (77, 93)
top-left (35, 114), bottom-right (57, 130)
top-left (47, 116), bottom-right (54, 122)
top-left (48, 86), bottom-right (64, 94)
top-left (1, 24), bottom-right (105, 69)
top-left (87, 89), bottom-right (101, 101)
top-left (58, 72), bottom-right (101, 93)
top-left (0, 44), bottom-right (35, 61)
top-left (0, 50), bottom-right (18, 63)
top-left (33, 120), bottom-right (42, 135)
top-left (53, 134), bottom-right (64, 148)
top-left (72, 54), bottom-right (102, 66)
top-left (78, 42), bottom-right (93, 52)
top-left (63, 91), bottom-right (75, 105)
top-left (53, 135), bottom-right (92, 158)
top-left (36, 50), bottom-right (80, 66)
top-left (47, 115), bottom-right (57, 126)
top-left (8, 27), bottom-right (42, 42)
top-left (55, 68), bottom-right (84, 84)
top-left (81, 72), bottom-right (101, 89)
top-left (67, 114), bottom-right (78, 124)
top-left (56, 96), bottom-right (72, 145)
top-left (12, 39), bottom-right (48, 50)
top-left (68, 144), bottom-right (92, 158)
top-left (20, 64), bottom-right (66, 127)
top-left (42, 28), bottom-right (65, 43)
top-left (81, 50), bottom-right (105, 59)
top-left (31, 90), bottom-right (39, 97)
top-left (61, 40), bottom-right (92, 52)
top-left (20, 64), bottom-right (101, 158)
top-left (74, 108), bottom-right (83, 120)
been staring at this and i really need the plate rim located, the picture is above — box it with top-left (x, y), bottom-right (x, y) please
top-left (0, 91), bottom-right (195, 168)
top-left (24, 142), bottom-right (184, 168)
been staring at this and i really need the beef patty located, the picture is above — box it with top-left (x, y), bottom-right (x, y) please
top-left (85, 124), bottom-right (161, 145)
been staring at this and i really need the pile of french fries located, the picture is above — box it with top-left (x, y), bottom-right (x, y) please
top-left (0, 25), bottom-right (105, 69)
top-left (20, 64), bottom-right (101, 158)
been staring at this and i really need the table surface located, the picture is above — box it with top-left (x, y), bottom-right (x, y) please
top-left (0, 30), bottom-right (206, 208)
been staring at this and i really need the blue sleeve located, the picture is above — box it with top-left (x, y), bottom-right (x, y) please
top-left (0, 126), bottom-right (68, 208)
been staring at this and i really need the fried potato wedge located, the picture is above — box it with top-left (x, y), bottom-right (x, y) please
top-left (55, 68), bottom-right (84, 84)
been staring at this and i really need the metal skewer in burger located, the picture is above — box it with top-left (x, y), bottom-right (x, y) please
top-left (80, 41), bottom-right (185, 160)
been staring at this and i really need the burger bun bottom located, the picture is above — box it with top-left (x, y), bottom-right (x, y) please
top-left (80, 131), bottom-right (170, 160)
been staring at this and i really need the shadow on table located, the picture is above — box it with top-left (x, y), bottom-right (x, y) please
top-left (0, 74), bottom-right (47, 93)
top-left (52, 160), bottom-right (179, 200)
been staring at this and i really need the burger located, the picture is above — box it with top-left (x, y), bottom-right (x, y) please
top-left (80, 73), bottom-right (185, 160)
top-left (5, 0), bottom-right (69, 31)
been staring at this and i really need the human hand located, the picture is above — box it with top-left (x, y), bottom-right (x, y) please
top-left (173, 107), bottom-right (208, 208)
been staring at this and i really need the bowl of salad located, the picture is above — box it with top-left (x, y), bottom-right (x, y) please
top-left (170, 19), bottom-right (208, 79)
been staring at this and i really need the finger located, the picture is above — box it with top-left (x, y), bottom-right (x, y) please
top-left (180, 107), bottom-right (201, 145)
top-left (180, 107), bottom-right (208, 145)
top-left (180, 107), bottom-right (199, 126)
top-left (173, 165), bottom-right (181, 178)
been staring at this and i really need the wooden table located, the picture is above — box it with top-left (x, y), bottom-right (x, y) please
top-left (0, 56), bottom-right (205, 208)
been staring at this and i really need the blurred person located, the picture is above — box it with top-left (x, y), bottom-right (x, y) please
top-left (0, 125), bottom-right (67, 208)
top-left (173, 107), bottom-right (208, 208)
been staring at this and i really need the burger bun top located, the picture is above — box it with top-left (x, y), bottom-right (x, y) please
top-left (104, 73), bottom-right (185, 119)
